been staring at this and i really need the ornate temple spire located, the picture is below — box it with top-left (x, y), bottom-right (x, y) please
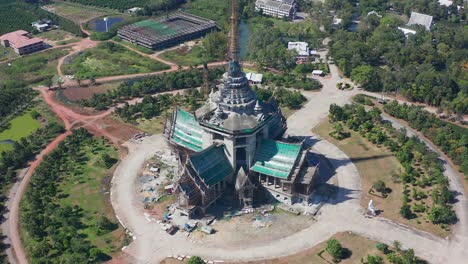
top-left (229, 0), bottom-right (239, 62)
top-left (228, 0), bottom-right (241, 77)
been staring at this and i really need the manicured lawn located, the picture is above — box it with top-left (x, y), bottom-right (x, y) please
top-left (0, 45), bottom-right (18, 62)
top-left (160, 45), bottom-right (210, 66)
top-left (0, 48), bottom-right (69, 88)
top-left (313, 119), bottom-right (449, 237)
top-left (62, 42), bottom-right (170, 79)
top-left (0, 110), bottom-right (41, 151)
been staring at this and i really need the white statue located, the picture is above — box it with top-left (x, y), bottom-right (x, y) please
top-left (368, 199), bottom-right (376, 216)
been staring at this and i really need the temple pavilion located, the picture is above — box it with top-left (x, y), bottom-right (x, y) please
top-left (164, 0), bottom-right (319, 217)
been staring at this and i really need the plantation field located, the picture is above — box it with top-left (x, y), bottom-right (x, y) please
top-left (0, 47), bottom-right (69, 89)
top-left (61, 42), bottom-right (169, 79)
top-left (20, 131), bottom-right (126, 261)
top-left (43, 2), bottom-right (114, 24)
top-left (0, 1), bottom-right (43, 35)
top-left (59, 140), bottom-right (124, 253)
top-left (0, 45), bottom-right (18, 62)
top-left (186, 0), bottom-right (230, 29)
top-left (0, 110), bottom-right (41, 153)
top-left (313, 119), bottom-right (449, 237)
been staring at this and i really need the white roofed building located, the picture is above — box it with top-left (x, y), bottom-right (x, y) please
top-left (407, 12), bottom-right (433, 31)
top-left (288, 41), bottom-right (315, 63)
top-left (246, 72), bottom-right (263, 84)
top-left (255, 0), bottom-right (297, 20)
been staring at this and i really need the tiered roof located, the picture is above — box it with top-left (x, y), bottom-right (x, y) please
top-left (170, 108), bottom-right (204, 151)
top-left (251, 139), bottom-right (301, 179)
top-left (189, 145), bottom-right (233, 186)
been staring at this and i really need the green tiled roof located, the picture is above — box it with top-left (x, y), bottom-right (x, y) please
top-left (251, 139), bottom-right (301, 179)
top-left (171, 108), bottom-right (203, 152)
top-left (134, 19), bottom-right (177, 36)
top-left (189, 145), bottom-right (233, 186)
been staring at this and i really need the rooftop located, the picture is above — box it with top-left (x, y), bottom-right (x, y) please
top-left (119, 12), bottom-right (216, 45)
top-left (188, 145), bottom-right (233, 186)
top-left (288, 42), bottom-right (310, 57)
top-left (407, 11), bottom-right (433, 31)
top-left (170, 108), bottom-right (204, 152)
top-left (251, 139), bottom-right (302, 179)
top-left (0, 30), bottom-right (43, 49)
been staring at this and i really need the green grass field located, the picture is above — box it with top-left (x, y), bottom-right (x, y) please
top-left (0, 110), bottom-right (41, 153)
top-left (62, 42), bottom-right (169, 79)
top-left (36, 29), bottom-right (74, 41)
top-left (0, 48), bottom-right (69, 89)
top-left (160, 45), bottom-right (209, 66)
top-left (0, 45), bottom-right (19, 62)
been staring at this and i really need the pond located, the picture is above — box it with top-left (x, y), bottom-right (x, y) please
top-left (0, 139), bottom-right (15, 145)
top-left (94, 17), bottom-right (124, 32)
top-left (239, 20), bottom-right (250, 59)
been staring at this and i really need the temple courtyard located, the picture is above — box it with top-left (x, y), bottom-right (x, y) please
top-left (110, 62), bottom-right (468, 263)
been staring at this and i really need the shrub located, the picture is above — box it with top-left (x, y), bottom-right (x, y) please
top-left (375, 243), bottom-right (389, 254)
top-left (367, 254), bottom-right (383, 264)
top-left (187, 256), bottom-right (205, 264)
top-left (372, 180), bottom-right (387, 194)
top-left (400, 203), bottom-right (413, 219)
top-left (326, 238), bottom-right (346, 260)
top-left (428, 206), bottom-right (456, 224)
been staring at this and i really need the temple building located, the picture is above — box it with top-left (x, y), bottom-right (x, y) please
top-left (164, 0), bottom-right (319, 217)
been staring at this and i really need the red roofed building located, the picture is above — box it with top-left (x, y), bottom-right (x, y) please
top-left (0, 30), bottom-right (44, 55)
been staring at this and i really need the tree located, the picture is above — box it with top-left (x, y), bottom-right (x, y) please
top-left (366, 254), bottom-right (383, 264)
top-left (428, 206), bottom-right (456, 224)
top-left (326, 238), bottom-right (346, 260)
top-left (202, 31), bottom-right (227, 60)
top-left (350, 65), bottom-right (381, 91)
top-left (400, 203), bottom-right (413, 219)
top-left (372, 180), bottom-right (387, 194)
top-left (375, 243), bottom-right (389, 254)
top-left (187, 256), bottom-right (205, 264)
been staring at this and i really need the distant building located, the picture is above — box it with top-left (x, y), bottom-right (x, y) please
top-left (31, 19), bottom-right (52, 32)
top-left (312, 70), bottom-right (324, 76)
top-left (118, 12), bottom-right (216, 50)
top-left (407, 11), bottom-right (433, 31)
top-left (255, 0), bottom-right (297, 20)
top-left (245, 72), bottom-right (263, 84)
top-left (128, 7), bottom-right (142, 14)
top-left (0, 30), bottom-right (44, 55)
top-left (438, 0), bottom-right (453, 7)
top-left (288, 41), bottom-right (315, 64)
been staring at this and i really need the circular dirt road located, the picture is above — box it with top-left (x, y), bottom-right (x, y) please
top-left (110, 67), bottom-right (468, 263)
